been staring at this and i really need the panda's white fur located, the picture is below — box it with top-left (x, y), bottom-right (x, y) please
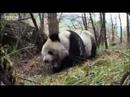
top-left (41, 30), bottom-right (96, 73)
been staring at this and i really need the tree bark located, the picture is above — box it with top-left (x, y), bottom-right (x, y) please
top-left (30, 13), bottom-right (39, 44)
top-left (102, 13), bottom-right (108, 49)
top-left (118, 14), bottom-right (123, 43)
top-left (127, 13), bottom-right (130, 43)
top-left (110, 14), bottom-right (115, 42)
top-left (48, 13), bottom-right (59, 35)
top-left (39, 13), bottom-right (44, 33)
top-left (30, 13), bottom-right (47, 52)
top-left (89, 13), bottom-right (97, 45)
top-left (98, 13), bottom-right (104, 46)
top-left (82, 13), bottom-right (88, 30)
top-left (30, 13), bottom-right (39, 31)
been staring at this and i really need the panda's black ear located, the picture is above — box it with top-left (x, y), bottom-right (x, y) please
top-left (49, 33), bottom-right (60, 41)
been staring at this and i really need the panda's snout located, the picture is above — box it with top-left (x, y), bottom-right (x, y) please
top-left (43, 55), bottom-right (52, 64)
top-left (43, 57), bottom-right (49, 63)
top-left (43, 59), bottom-right (50, 63)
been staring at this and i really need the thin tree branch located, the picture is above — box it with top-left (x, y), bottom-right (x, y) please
top-left (30, 13), bottom-right (39, 31)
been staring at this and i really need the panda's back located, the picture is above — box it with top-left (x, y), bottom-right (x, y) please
top-left (59, 30), bottom-right (87, 60)
top-left (75, 30), bottom-right (93, 57)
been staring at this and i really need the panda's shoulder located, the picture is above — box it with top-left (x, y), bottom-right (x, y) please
top-left (59, 30), bottom-right (71, 39)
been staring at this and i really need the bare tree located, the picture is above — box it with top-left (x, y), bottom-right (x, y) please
top-left (30, 13), bottom-right (46, 52)
top-left (30, 13), bottom-right (39, 31)
top-left (110, 14), bottom-right (115, 42)
top-left (48, 13), bottom-right (59, 35)
top-left (98, 13), bottom-right (104, 46)
top-left (39, 13), bottom-right (44, 33)
top-left (102, 13), bottom-right (108, 49)
top-left (127, 13), bottom-right (130, 43)
top-left (118, 13), bottom-right (123, 43)
top-left (30, 13), bottom-right (39, 44)
top-left (89, 13), bottom-right (97, 44)
top-left (82, 13), bottom-right (88, 30)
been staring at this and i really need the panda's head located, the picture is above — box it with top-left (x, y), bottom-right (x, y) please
top-left (41, 32), bottom-right (70, 73)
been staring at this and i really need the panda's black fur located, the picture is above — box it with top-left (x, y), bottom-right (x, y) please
top-left (67, 30), bottom-right (87, 60)
top-left (42, 30), bottom-right (96, 73)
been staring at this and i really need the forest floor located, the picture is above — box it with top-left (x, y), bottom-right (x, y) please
top-left (14, 44), bottom-right (130, 85)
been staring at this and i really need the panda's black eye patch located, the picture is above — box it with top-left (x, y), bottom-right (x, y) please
top-left (48, 51), bottom-right (54, 55)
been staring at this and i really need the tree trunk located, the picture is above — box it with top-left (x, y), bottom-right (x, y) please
top-left (30, 13), bottom-right (39, 43)
top-left (98, 13), bottom-right (104, 46)
top-left (48, 13), bottom-right (59, 35)
top-left (110, 14), bottom-right (115, 42)
top-left (39, 13), bottom-right (44, 33)
top-left (30, 13), bottom-right (47, 52)
top-left (127, 13), bottom-right (130, 43)
top-left (89, 13), bottom-right (97, 45)
top-left (118, 14), bottom-right (123, 43)
top-left (82, 13), bottom-right (88, 30)
top-left (102, 13), bottom-right (108, 49)
top-left (30, 13), bottom-right (39, 31)
top-left (38, 13), bottom-right (47, 51)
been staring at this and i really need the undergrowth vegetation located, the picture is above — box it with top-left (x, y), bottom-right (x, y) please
top-left (23, 44), bottom-right (130, 85)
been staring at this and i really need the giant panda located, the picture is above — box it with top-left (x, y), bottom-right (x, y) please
top-left (41, 30), bottom-right (96, 73)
